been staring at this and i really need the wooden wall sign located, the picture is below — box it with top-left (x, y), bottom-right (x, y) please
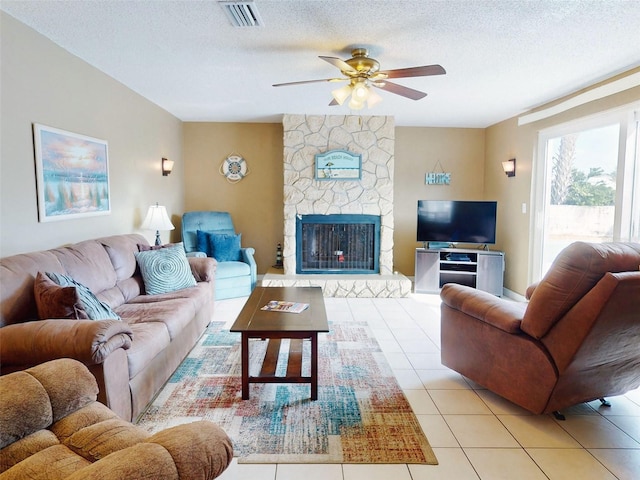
top-left (315, 149), bottom-right (362, 180)
top-left (425, 160), bottom-right (451, 185)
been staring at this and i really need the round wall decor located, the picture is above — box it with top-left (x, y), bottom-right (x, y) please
top-left (220, 154), bottom-right (249, 183)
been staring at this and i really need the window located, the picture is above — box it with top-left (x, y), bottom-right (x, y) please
top-left (531, 103), bottom-right (640, 281)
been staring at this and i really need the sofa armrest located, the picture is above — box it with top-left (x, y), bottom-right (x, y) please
top-left (0, 319), bottom-right (133, 369)
top-left (188, 256), bottom-right (217, 282)
top-left (440, 284), bottom-right (526, 334)
top-left (64, 421), bottom-right (233, 480)
top-left (241, 247), bottom-right (257, 289)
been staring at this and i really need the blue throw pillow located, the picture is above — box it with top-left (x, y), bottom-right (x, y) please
top-left (135, 245), bottom-right (197, 295)
top-left (45, 272), bottom-right (121, 321)
top-left (209, 233), bottom-right (242, 262)
top-left (196, 230), bottom-right (213, 257)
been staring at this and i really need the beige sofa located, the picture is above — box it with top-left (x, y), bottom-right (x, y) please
top-left (0, 234), bottom-right (216, 422)
top-left (0, 358), bottom-right (233, 479)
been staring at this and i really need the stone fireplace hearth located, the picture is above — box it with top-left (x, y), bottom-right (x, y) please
top-left (261, 114), bottom-right (411, 298)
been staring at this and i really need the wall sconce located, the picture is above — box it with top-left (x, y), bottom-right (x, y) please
top-left (161, 157), bottom-right (174, 176)
top-left (502, 158), bottom-right (516, 177)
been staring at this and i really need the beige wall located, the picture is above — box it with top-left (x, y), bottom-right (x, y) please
top-left (0, 12), bottom-right (184, 256)
top-left (485, 76), bottom-right (640, 295)
top-left (483, 117), bottom-right (528, 294)
top-left (182, 122), bottom-right (284, 274)
top-left (181, 123), bottom-right (486, 276)
top-left (394, 127), bottom-right (486, 275)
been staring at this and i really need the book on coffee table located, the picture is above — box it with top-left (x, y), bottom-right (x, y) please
top-left (261, 300), bottom-right (309, 314)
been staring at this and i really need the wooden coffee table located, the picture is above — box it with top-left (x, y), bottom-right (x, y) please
top-left (230, 286), bottom-right (329, 400)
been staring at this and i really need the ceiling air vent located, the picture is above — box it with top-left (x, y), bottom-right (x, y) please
top-left (219, 1), bottom-right (264, 27)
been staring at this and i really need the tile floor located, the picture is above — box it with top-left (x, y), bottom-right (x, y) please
top-left (214, 293), bottom-right (640, 480)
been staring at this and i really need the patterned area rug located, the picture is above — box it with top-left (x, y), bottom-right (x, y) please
top-left (137, 319), bottom-right (438, 464)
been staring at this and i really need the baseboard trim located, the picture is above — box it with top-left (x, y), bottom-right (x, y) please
top-left (503, 287), bottom-right (527, 302)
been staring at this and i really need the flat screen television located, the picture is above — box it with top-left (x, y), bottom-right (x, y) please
top-left (417, 200), bottom-right (497, 245)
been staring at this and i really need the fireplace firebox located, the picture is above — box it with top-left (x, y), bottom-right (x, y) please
top-left (296, 214), bottom-right (380, 274)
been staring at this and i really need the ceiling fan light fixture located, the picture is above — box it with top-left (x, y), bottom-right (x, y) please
top-left (331, 84), bottom-right (352, 105)
top-left (367, 88), bottom-right (383, 108)
top-left (348, 96), bottom-right (365, 110)
top-left (352, 79), bottom-right (369, 101)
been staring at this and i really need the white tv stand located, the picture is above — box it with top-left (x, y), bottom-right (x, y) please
top-left (414, 247), bottom-right (504, 296)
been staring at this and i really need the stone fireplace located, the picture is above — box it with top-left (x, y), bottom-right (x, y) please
top-left (262, 114), bottom-right (411, 297)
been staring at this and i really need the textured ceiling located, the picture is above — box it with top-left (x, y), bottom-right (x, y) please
top-left (2, 0), bottom-right (640, 127)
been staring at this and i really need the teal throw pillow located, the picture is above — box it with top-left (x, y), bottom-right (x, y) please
top-left (196, 230), bottom-right (214, 257)
top-left (45, 272), bottom-right (121, 321)
top-left (209, 233), bottom-right (242, 262)
top-left (135, 245), bottom-right (197, 295)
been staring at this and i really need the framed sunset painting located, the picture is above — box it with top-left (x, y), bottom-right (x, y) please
top-left (33, 124), bottom-right (111, 222)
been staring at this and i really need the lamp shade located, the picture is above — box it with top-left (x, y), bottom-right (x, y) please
top-left (331, 84), bottom-right (352, 105)
top-left (501, 158), bottom-right (516, 177)
top-left (141, 204), bottom-right (175, 231)
top-left (352, 79), bottom-right (369, 101)
top-left (161, 158), bottom-right (174, 176)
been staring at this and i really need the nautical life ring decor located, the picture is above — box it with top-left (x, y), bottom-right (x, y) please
top-left (220, 154), bottom-right (249, 183)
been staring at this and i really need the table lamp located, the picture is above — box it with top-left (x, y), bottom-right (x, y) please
top-left (141, 203), bottom-right (175, 245)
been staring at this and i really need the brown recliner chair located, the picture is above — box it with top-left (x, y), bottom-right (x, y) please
top-left (0, 358), bottom-right (233, 479)
top-left (440, 241), bottom-right (640, 416)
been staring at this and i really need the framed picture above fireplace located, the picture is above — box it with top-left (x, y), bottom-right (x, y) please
top-left (314, 149), bottom-right (361, 180)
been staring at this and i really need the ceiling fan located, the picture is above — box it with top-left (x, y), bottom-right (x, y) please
top-left (273, 48), bottom-right (446, 110)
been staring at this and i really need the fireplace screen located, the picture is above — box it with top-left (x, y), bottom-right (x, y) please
top-left (296, 214), bottom-right (380, 274)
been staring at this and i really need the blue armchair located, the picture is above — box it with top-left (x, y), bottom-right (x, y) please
top-left (181, 211), bottom-right (257, 300)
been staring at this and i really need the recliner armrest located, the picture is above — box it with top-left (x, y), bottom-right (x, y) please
top-left (525, 281), bottom-right (539, 300)
top-left (241, 247), bottom-right (257, 289)
top-left (0, 319), bottom-right (132, 369)
top-left (440, 284), bottom-right (526, 334)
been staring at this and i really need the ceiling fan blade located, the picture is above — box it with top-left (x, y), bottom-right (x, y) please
top-left (378, 64), bottom-right (446, 79)
top-left (374, 81), bottom-right (427, 100)
top-left (273, 78), bottom-right (345, 87)
top-left (329, 98), bottom-right (339, 106)
top-left (319, 55), bottom-right (357, 74)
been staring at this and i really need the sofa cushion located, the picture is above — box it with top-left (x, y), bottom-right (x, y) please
top-left (135, 246), bottom-right (197, 295)
top-left (0, 371), bottom-right (52, 449)
top-left (43, 272), bottom-right (121, 321)
top-left (209, 233), bottom-right (242, 262)
top-left (66, 418), bottom-right (151, 462)
top-left (51, 240), bottom-right (117, 295)
top-left (3, 444), bottom-right (91, 477)
top-left (215, 261), bottom-right (251, 279)
top-left (0, 429), bottom-right (60, 472)
top-left (99, 234), bottom-right (147, 283)
top-left (117, 296), bottom-right (197, 341)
